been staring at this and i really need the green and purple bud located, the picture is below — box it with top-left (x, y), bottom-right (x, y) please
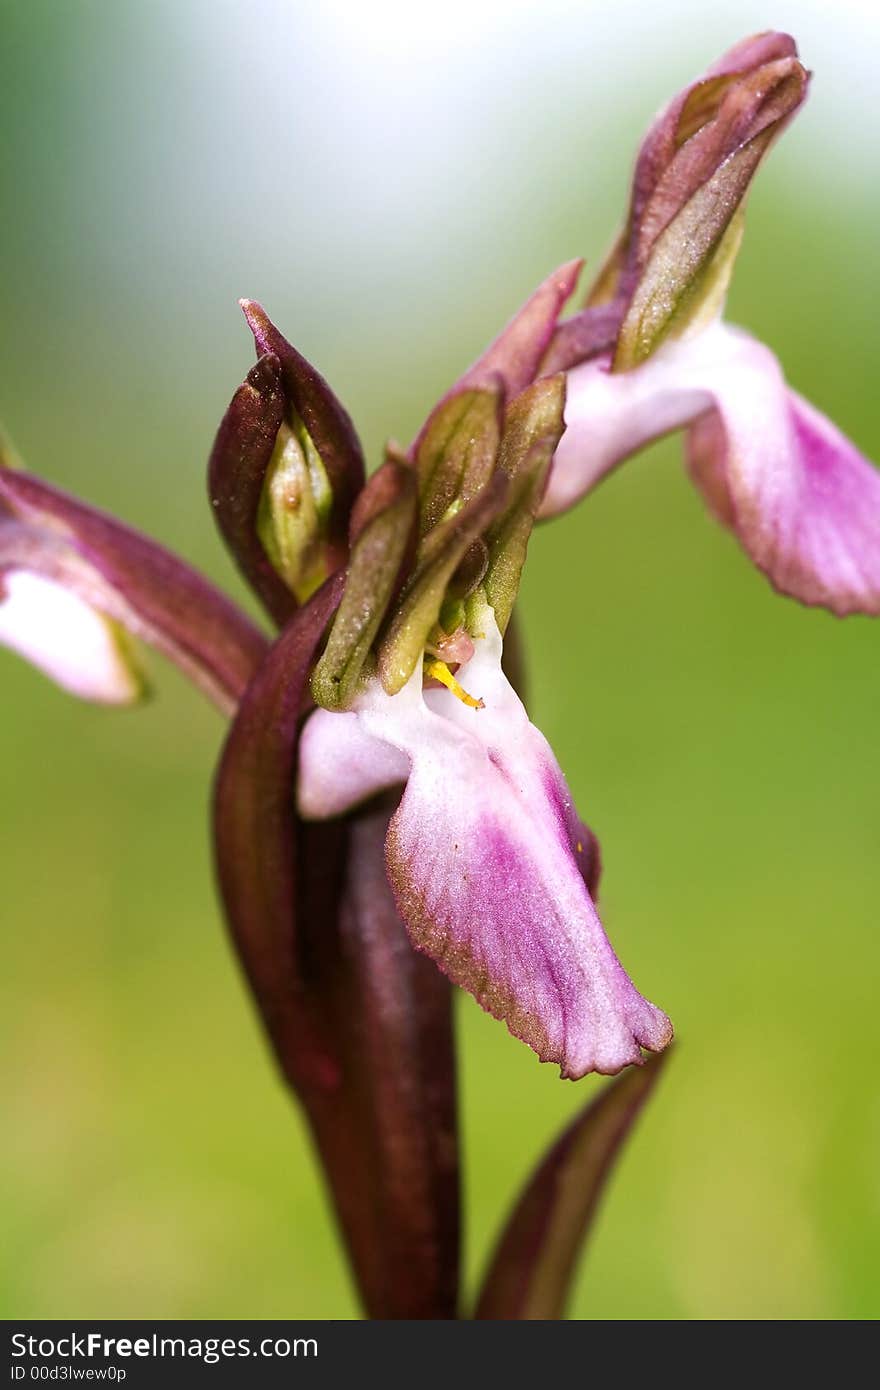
top-left (545, 32), bottom-right (810, 373)
top-left (209, 302), bottom-right (366, 625)
top-left (542, 34), bottom-right (880, 618)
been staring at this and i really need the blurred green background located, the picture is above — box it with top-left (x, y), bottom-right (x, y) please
top-left (1, 0), bottom-right (878, 1320)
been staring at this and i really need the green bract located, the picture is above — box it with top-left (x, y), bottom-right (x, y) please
top-left (311, 462), bottom-right (417, 710)
top-left (258, 413), bottom-right (335, 604)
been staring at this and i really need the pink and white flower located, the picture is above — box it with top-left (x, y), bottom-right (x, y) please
top-left (299, 603), bottom-right (671, 1078)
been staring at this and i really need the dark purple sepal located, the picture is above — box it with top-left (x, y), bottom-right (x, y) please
top-left (473, 1050), bottom-right (669, 1320)
top-left (213, 576), bottom-right (346, 1087)
top-left (213, 579), bottom-right (460, 1318)
top-left (207, 352), bottom-right (297, 627)
top-left (410, 262), bottom-right (581, 460)
top-left (299, 806), bottom-right (459, 1320)
top-left (240, 300), bottom-right (366, 552)
top-left (0, 468), bottom-right (268, 714)
top-left (540, 302), bottom-right (624, 375)
top-left (458, 260), bottom-right (584, 397)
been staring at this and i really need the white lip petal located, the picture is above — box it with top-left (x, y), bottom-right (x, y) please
top-left (0, 570), bottom-right (143, 704)
top-left (297, 702), bottom-right (410, 819)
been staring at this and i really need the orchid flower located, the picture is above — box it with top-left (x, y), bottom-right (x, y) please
top-left (205, 299), bottom-right (671, 1308)
top-left (2, 297), bottom-right (667, 1314)
top-left (538, 31), bottom-right (880, 617)
top-left (4, 28), bottom-right (872, 1320)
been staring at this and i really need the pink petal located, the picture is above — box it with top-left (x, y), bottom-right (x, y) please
top-left (544, 342), bottom-right (708, 515)
top-left (300, 614), bottom-right (671, 1078)
top-left (688, 385), bottom-right (880, 616)
top-left (297, 704), bottom-right (409, 820)
top-left (546, 322), bottom-right (880, 616)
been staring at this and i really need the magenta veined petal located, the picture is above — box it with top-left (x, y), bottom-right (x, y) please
top-left (298, 610), bottom-right (672, 1078)
top-left (688, 384), bottom-right (880, 616)
top-left (544, 322), bottom-right (880, 616)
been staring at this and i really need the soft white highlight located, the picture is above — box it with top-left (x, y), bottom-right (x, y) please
top-left (0, 570), bottom-right (142, 704)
